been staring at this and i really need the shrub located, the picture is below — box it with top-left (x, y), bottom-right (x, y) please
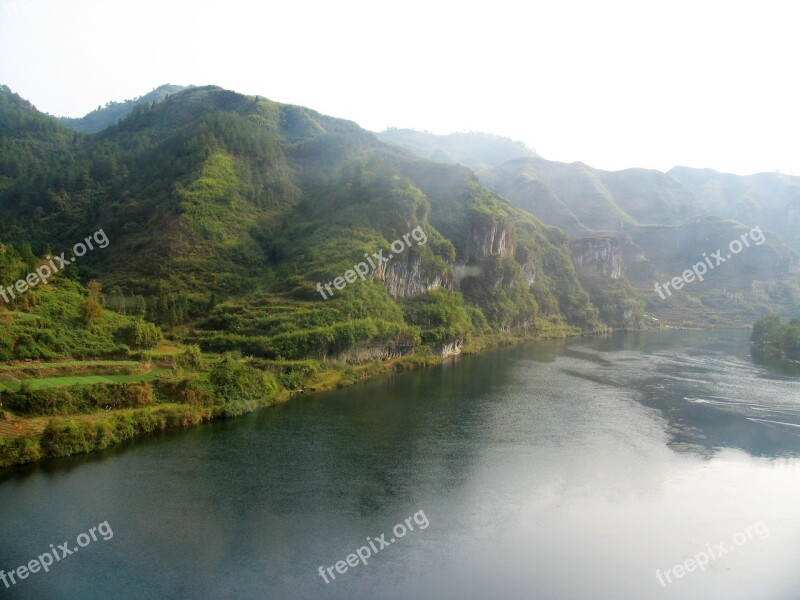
top-left (40, 419), bottom-right (93, 457)
top-left (0, 436), bottom-right (41, 467)
top-left (210, 357), bottom-right (279, 416)
top-left (5, 383), bottom-right (156, 415)
top-left (156, 377), bottom-right (213, 405)
top-left (125, 385), bottom-right (154, 407)
top-left (175, 345), bottom-right (207, 370)
top-left (116, 319), bottom-right (163, 350)
top-left (79, 299), bottom-right (104, 326)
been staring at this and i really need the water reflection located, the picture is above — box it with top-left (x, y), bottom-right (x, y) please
top-left (0, 330), bottom-right (798, 599)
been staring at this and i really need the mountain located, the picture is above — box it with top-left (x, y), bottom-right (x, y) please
top-left (376, 129), bottom-right (538, 171)
top-left (381, 131), bottom-right (706, 235)
top-left (383, 130), bottom-right (800, 325)
top-left (461, 157), bottom-right (697, 235)
top-left (0, 84), bottom-right (611, 365)
top-left (59, 84), bottom-right (190, 133)
top-left (668, 166), bottom-right (800, 253)
top-left (381, 129), bottom-right (800, 250)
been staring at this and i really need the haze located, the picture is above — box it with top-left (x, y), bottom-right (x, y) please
top-left (1, 0), bottom-right (796, 175)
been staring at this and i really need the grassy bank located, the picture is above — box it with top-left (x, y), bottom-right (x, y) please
top-left (0, 323), bottom-right (585, 470)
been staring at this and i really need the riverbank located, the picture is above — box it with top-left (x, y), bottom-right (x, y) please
top-left (0, 324), bottom-right (584, 471)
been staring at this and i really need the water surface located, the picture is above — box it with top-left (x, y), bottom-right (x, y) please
top-left (1, 330), bottom-right (799, 599)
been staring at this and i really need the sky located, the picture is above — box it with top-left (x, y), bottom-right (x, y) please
top-left (1, 0), bottom-right (797, 175)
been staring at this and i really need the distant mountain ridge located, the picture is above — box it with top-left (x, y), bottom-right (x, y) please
top-left (376, 129), bottom-right (538, 171)
top-left (668, 166), bottom-right (800, 253)
top-left (382, 128), bottom-right (800, 255)
top-left (59, 84), bottom-right (190, 133)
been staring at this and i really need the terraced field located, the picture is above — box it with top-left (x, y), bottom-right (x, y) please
top-left (0, 360), bottom-right (141, 371)
top-left (0, 369), bottom-right (169, 392)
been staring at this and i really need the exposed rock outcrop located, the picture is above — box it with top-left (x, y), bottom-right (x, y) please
top-left (335, 340), bottom-right (414, 364)
top-left (468, 219), bottom-right (513, 259)
top-left (436, 338), bottom-right (464, 357)
top-left (375, 253), bottom-right (445, 299)
top-left (570, 236), bottom-right (623, 280)
top-left (455, 217), bottom-right (520, 291)
top-left (521, 258), bottom-right (536, 286)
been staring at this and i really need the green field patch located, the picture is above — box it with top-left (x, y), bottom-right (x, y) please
top-left (10, 312), bottom-right (43, 322)
top-left (0, 360), bottom-right (141, 371)
top-left (0, 370), bottom-right (168, 392)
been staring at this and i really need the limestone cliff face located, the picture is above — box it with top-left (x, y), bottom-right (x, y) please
top-left (436, 338), bottom-right (464, 357)
top-left (335, 340), bottom-right (414, 364)
top-left (569, 236), bottom-right (623, 280)
top-left (454, 217), bottom-right (526, 291)
top-left (521, 258), bottom-right (536, 286)
top-left (468, 218), bottom-right (513, 260)
top-left (336, 336), bottom-right (464, 363)
top-left (374, 252), bottom-right (445, 299)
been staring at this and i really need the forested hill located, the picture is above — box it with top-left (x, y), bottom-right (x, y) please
top-left (58, 84), bottom-right (189, 133)
top-left (0, 84), bottom-right (609, 363)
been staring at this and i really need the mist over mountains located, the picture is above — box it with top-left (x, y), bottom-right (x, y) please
top-left (378, 129), bottom-right (800, 251)
top-left (378, 128), bottom-right (799, 325)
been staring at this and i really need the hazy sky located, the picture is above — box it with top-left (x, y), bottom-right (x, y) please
top-left (1, 0), bottom-right (797, 175)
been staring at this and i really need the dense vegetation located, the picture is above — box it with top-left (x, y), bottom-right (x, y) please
top-left (59, 84), bottom-right (189, 133)
top-left (0, 84), bottom-right (603, 359)
top-left (751, 315), bottom-right (800, 362)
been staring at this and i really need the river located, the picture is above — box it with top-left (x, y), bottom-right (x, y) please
top-left (1, 329), bottom-right (799, 599)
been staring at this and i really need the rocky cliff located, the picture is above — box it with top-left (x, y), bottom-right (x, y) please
top-left (375, 252), bottom-right (446, 299)
top-left (468, 218), bottom-right (514, 260)
top-left (436, 338), bottom-right (464, 357)
top-left (335, 340), bottom-right (414, 364)
top-left (569, 236), bottom-right (623, 280)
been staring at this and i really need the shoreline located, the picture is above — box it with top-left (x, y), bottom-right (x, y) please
top-left (0, 325), bottom-right (585, 472)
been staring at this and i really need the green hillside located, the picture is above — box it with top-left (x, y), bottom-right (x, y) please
top-left (0, 84), bottom-right (602, 364)
top-left (59, 84), bottom-right (189, 133)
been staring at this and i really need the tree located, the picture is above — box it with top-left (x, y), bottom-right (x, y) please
top-left (87, 280), bottom-right (104, 304)
top-left (176, 345), bottom-right (206, 370)
top-left (751, 315), bottom-right (782, 353)
top-left (783, 322), bottom-right (800, 361)
top-left (115, 319), bottom-right (162, 349)
top-left (132, 295), bottom-right (147, 318)
top-left (79, 299), bottom-right (103, 326)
